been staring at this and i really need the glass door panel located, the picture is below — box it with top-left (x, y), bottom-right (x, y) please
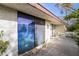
top-left (18, 12), bottom-right (35, 54)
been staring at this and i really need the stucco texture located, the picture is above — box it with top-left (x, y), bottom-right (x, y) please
top-left (0, 5), bottom-right (18, 56)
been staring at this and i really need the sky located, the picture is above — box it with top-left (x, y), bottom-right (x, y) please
top-left (41, 3), bottom-right (79, 18)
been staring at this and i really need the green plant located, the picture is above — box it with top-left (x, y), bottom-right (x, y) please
top-left (0, 30), bottom-right (4, 38)
top-left (63, 8), bottom-right (79, 46)
top-left (74, 32), bottom-right (79, 46)
top-left (0, 40), bottom-right (9, 55)
top-left (69, 32), bottom-right (79, 46)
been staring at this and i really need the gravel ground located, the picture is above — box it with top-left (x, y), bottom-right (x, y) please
top-left (32, 37), bottom-right (79, 56)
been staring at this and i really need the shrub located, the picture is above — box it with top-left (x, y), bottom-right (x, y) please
top-left (70, 32), bottom-right (79, 46)
top-left (0, 40), bottom-right (9, 55)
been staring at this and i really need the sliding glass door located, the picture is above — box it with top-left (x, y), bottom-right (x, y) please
top-left (18, 12), bottom-right (35, 54)
top-left (18, 12), bottom-right (45, 54)
top-left (35, 18), bottom-right (45, 46)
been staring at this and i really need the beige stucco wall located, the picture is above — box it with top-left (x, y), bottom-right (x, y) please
top-left (0, 5), bottom-right (18, 56)
top-left (45, 20), bottom-right (67, 42)
top-left (53, 25), bottom-right (67, 36)
top-left (45, 21), bottom-right (52, 42)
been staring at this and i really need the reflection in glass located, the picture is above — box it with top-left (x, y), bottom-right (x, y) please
top-left (18, 13), bottom-right (35, 54)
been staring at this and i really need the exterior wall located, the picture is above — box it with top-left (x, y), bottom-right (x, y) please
top-left (0, 4), bottom-right (67, 56)
top-left (45, 21), bottom-right (52, 42)
top-left (0, 5), bottom-right (18, 56)
top-left (53, 25), bottom-right (67, 36)
top-left (45, 20), bottom-right (67, 41)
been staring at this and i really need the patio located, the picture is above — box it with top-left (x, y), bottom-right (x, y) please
top-left (28, 34), bottom-right (79, 56)
top-left (32, 38), bottom-right (79, 56)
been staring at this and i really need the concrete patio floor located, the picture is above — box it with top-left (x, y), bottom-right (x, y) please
top-left (32, 37), bottom-right (79, 56)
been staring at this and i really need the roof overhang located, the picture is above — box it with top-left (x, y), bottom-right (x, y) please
top-left (0, 3), bottom-right (64, 25)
